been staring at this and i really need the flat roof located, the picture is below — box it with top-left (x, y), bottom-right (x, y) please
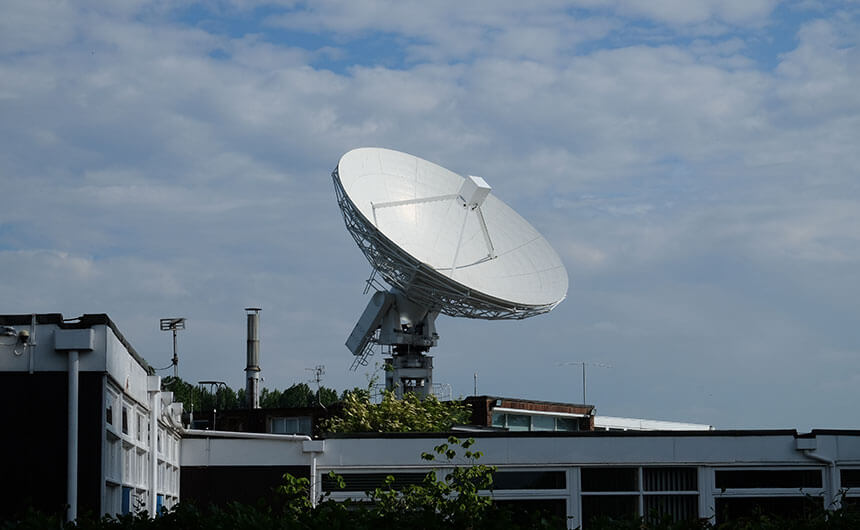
top-left (0, 313), bottom-right (152, 374)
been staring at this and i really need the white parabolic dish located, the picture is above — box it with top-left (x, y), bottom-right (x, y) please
top-left (333, 147), bottom-right (568, 320)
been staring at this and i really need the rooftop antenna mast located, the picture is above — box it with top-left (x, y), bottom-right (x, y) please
top-left (557, 361), bottom-right (613, 404)
top-left (160, 318), bottom-right (186, 379)
top-left (306, 365), bottom-right (326, 409)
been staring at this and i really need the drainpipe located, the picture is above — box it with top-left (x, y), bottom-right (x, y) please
top-left (302, 440), bottom-right (325, 506)
top-left (797, 436), bottom-right (840, 510)
top-left (28, 314), bottom-right (36, 374)
top-left (67, 350), bottom-right (79, 521)
top-left (148, 376), bottom-right (162, 517)
top-left (54, 329), bottom-right (95, 523)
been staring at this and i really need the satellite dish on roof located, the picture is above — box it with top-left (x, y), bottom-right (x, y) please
top-left (332, 147), bottom-right (568, 397)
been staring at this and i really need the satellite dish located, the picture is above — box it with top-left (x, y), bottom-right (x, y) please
top-left (333, 147), bottom-right (568, 397)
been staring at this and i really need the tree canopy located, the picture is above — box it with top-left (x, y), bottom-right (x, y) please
top-left (161, 377), bottom-right (340, 412)
top-left (321, 389), bottom-right (471, 433)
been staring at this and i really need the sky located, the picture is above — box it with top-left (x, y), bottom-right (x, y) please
top-left (1, 0), bottom-right (859, 431)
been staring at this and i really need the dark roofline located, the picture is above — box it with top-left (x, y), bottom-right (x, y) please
top-left (465, 395), bottom-right (594, 410)
top-left (320, 428), bottom-right (817, 440)
top-left (0, 313), bottom-right (153, 375)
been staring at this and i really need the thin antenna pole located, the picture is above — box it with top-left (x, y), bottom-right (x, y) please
top-left (474, 372), bottom-right (478, 396)
top-left (582, 364), bottom-right (586, 404)
top-left (557, 361), bottom-right (613, 405)
top-left (307, 365), bottom-right (326, 409)
top-left (172, 328), bottom-right (178, 379)
top-left (160, 318), bottom-right (186, 380)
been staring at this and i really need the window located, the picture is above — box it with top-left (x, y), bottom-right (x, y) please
top-left (493, 470), bottom-right (566, 490)
top-left (105, 484), bottom-right (120, 515)
top-left (556, 417), bottom-right (580, 432)
top-left (582, 468), bottom-right (638, 491)
top-left (491, 412), bottom-right (582, 432)
top-left (715, 497), bottom-right (822, 523)
top-left (582, 495), bottom-right (638, 523)
top-left (644, 467), bottom-right (697, 492)
top-left (105, 436), bottom-right (121, 482)
top-left (581, 467), bottom-right (699, 525)
top-left (322, 472), bottom-right (428, 492)
top-left (715, 469), bottom-right (822, 489)
top-left (644, 495), bottom-right (698, 521)
top-left (713, 468), bottom-right (826, 524)
top-left (495, 499), bottom-right (567, 528)
top-left (506, 414), bottom-right (530, 431)
top-left (123, 446), bottom-right (133, 482)
top-left (532, 415), bottom-right (555, 431)
top-left (121, 487), bottom-right (132, 515)
top-left (841, 469), bottom-right (860, 488)
top-left (106, 389), bottom-right (119, 430)
top-left (122, 406), bottom-right (129, 435)
top-left (270, 416), bottom-right (312, 435)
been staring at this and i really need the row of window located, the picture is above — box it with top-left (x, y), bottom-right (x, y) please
top-left (322, 466), bottom-right (860, 527)
top-left (323, 467), bottom-right (860, 493)
top-left (491, 412), bottom-right (582, 432)
top-left (104, 384), bottom-right (182, 517)
top-left (106, 388), bottom-right (149, 447)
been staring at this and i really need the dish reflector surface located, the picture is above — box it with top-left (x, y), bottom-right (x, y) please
top-left (334, 148), bottom-right (568, 319)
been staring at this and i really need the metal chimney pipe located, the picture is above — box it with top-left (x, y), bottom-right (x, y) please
top-left (245, 308), bottom-right (261, 409)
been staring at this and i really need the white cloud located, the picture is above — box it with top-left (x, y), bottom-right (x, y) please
top-left (1, 2), bottom-right (859, 428)
top-left (610, 0), bottom-right (779, 26)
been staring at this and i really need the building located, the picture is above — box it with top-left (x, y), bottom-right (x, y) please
top-left (3, 312), bottom-right (860, 528)
top-left (464, 395), bottom-right (595, 432)
top-left (181, 428), bottom-right (860, 527)
top-left (0, 314), bottom-right (182, 521)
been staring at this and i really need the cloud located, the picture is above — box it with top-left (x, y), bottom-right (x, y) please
top-left (1, 1), bottom-right (859, 429)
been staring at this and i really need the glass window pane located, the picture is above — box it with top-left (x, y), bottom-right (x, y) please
top-left (840, 469), bottom-right (860, 488)
top-left (494, 471), bottom-right (566, 489)
top-left (644, 495), bottom-right (699, 522)
top-left (532, 415), bottom-right (554, 431)
top-left (491, 412), bottom-right (506, 428)
top-left (643, 467), bottom-right (698, 491)
top-left (715, 470), bottom-right (822, 489)
top-left (556, 417), bottom-right (579, 431)
top-left (582, 495), bottom-right (638, 523)
top-left (715, 497), bottom-right (823, 524)
top-left (581, 467), bottom-right (638, 492)
top-left (507, 414), bottom-right (530, 431)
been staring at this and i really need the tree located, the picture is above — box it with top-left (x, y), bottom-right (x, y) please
top-left (162, 377), bottom-right (340, 412)
top-left (368, 436), bottom-right (496, 528)
top-left (322, 389), bottom-right (471, 433)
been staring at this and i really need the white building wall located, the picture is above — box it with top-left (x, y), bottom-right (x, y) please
top-left (0, 315), bottom-right (183, 519)
top-left (181, 431), bottom-right (860, 527)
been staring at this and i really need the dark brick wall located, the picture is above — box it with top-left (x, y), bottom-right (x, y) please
top-left (181, 465), bottom-right (310, 507)
top-left (0, 371), bottom-right (103, 519)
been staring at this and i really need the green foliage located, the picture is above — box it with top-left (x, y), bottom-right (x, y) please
top-left (260, 383), bottom-right (340, 409)
top-left (364, 436), bottom-right (497, 528)
top-left (321, 388), bottom-right (471, 433)
top-left (162, 377), bottom-right (339, 412)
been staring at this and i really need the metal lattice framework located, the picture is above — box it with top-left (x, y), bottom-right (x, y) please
top-left (333, 167), bottom-right (560, 320)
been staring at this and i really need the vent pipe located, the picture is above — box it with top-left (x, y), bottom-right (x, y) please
top-left (245, 308), bottom-right (261, 409)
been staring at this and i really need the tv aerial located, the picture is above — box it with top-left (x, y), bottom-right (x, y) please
top-left (332, 148), bottom-right (568, 397)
